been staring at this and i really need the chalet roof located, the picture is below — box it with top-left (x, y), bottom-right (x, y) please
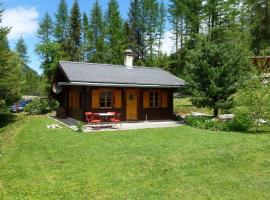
top-left (58, 61), bottom-right (185, 88)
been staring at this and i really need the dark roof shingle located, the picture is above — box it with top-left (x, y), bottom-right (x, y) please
top-left (59, 61), bottom-right (185, 88)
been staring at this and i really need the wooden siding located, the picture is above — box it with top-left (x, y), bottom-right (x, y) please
top-left (59, 86), bottom-right (174, 121)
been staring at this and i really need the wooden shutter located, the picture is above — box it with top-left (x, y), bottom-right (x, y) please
top-left (143, 90), bottom-right (149, 108)
top-left (161, 91), bottom-right (168, 108)
top-left (114, 89), bottom-right (122, 108)
top-left (92, 89), bottom-right (100, 108)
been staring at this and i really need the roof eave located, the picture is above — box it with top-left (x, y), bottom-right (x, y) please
top-left (58, 81), bottom-right (184, 88)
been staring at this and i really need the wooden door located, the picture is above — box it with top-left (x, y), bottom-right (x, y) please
top-left (126, 89), bottom-right (138, 120)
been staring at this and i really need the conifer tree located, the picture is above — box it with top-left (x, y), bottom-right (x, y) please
top-left (36, 13), bottom-right (62, 86)
top-left (168, 0), bottom-right (186, 51)
top-left (37, 12), bottom-right (54, 43)
top-left (0, 7), bottom-right (21, 107)
top-left (185, 38), bottom-right (249, 117)
top-left (105, 0), bottom-right (124, 64)
top-left (89, 0), bottom-right (105, 63)
top-left (82, 12), bottom-right (90, 61)
top-left (54, 0), bottom-right (69, 58)
top-left (128, 0), bottom-right (145, 61)
top-left (15, 37), bottom-right (40, 95)
top-left (54, 0), bottom-right (69, 43)
top-left (67, 0), bottom-right (82, 61)
top-left (143, 0), bottom-right (159, 64)
top-left (15, 36), bottom-right (29, 66)
top-left (157, 0), bottom-right (166, 56)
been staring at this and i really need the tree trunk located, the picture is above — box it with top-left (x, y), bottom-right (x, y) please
top-left (214, 108), bottom-right (219, 118)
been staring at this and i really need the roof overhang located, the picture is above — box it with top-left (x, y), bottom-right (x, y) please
top-left (58, 81), bottom-right (184, 88)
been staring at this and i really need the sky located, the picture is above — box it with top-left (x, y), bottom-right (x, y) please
top-left (1, 0), bottom-right (173, 74)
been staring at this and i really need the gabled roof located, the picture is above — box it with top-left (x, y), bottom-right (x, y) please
top-left (58, 61), bottom-right (185, 88)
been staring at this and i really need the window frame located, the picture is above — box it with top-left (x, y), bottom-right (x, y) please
top-left (149, 90), bottom-right (160, 108)
top-left (99, 90), bottom-right (113, 109)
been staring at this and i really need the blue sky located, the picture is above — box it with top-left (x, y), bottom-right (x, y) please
top-left (1, 0), bottom-right (172, 74)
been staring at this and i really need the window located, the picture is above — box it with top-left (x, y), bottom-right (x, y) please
top-left (100, 90), bottom-right (112, 108)
top-left (69, 90), bottom-right (80, 109)
top-left (150, 91), bottom-right (159, 108)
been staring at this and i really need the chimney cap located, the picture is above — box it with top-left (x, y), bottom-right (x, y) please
top-left (125, 49), bottom-right (135, 56)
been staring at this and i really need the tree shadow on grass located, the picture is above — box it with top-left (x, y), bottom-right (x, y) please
top-left (0, 113), bottom-right (17, 128)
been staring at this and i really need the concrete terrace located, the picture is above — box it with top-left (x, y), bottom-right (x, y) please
top-left (49, 116), bottom-right (183, 132)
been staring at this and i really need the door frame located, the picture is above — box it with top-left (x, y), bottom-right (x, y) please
top-left (125, 89), bottom-right (138, 120)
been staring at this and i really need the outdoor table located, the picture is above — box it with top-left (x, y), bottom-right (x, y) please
top-left (95, 113), bottom-right (115, 126)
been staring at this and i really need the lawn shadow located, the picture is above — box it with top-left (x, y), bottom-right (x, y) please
top-left (0, 113), bottom-right (17, 129)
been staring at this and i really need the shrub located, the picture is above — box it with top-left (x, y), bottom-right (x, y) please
top-left (185, 114), bottom-right (252, 132)
top-left (227, 110), bottom-right (253, 132)
top-left (76, 122), bottom-right (85, 132)
top-left (24, 98), bottom-right (59, 115)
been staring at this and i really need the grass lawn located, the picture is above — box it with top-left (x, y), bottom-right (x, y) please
top-left (174, 97), bottom-right (212, 115)
top-left (0, 116), bottom-right (270, 199)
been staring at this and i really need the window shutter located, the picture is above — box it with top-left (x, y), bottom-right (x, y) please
top-left (162, 91), bottom-right (168, 108)
top-left (143, 90), bottom-right (149, 108)
top-left (92, 89), bottom-right (100, 109)
top-left (114, 89), bottom-right (122, 108)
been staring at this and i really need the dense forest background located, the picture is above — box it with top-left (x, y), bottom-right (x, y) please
top-left (0, 0), bottom-right (270, 112)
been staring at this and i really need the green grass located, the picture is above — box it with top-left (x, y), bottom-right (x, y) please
top-left (0, 116), bottom-right (270, 199)
top-left (174, 98), bottom-right (212, 115)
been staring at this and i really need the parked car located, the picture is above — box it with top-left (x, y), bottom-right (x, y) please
top-left (10, 100), bottom-right (31, 112)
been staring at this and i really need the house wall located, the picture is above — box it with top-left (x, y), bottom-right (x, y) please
top-left (63, 86), bottom-right (175, 121)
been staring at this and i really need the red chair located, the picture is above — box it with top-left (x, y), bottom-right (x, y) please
top-left (110, 112), bottom-right (121, 128)
top-left (90, 113), bottom-right (102, 129)
top-left (85, 112), bottom-right (93, 124)
top-left (85, 112), bottom-right (102, 129)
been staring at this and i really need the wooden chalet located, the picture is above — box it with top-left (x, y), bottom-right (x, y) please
top-left (51, 50), bottom-right (185, 121)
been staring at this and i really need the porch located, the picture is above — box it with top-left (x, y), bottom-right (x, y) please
top-left (49, 116), bottom-right (183, 132)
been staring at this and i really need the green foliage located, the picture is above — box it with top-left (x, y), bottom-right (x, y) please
top-left (0, 10), bottom-right (22, 109)
top-left (185, 115), bottom-right (252, 132)
top-left (105, 0), bottom-right (124, 64)
top-left (88, 0), bottom-right (105, 63)
top-left (76, 121), bottom-right (85, 132)
top-left (227, 111), bottom-right (253, 132)
top-left (234, 73), bottom-right (270, 132)
top-left (37, 12), bottom-right (54, 43)
top-left (15, 37), bottom-right (41, 95)
top-left (67, 0), bottom-right (81, 61)
top-left (24, 98), bottom-right (59, 115)
top-left (54, 0), bottom-right (69, 43)
top-left (185, 37), bottom-right (250, 117)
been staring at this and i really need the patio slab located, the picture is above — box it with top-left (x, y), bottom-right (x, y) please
top-left (48, 116), bottom-right (183, 132)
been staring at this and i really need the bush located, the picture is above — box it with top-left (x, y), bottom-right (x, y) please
top-left (24, 98), bottom-right (59, 115)
top-left (185, 114), bottom-right (252, 132)
top-left (76, 122), bottom-right (85, 132)
top-left (227, 111), bottom-right (253, 132)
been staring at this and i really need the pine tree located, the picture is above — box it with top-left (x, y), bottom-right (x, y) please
top-left (82, 12), bottom-right (90, 61)
top-left (105, 0), bottom-right (124, 64)
top-left (15, 36), bottom-right (29, 65)
top-left (143, 0), bottom-right (159, 64)
top-left (185, 38), bottom-right (249, 117)
top-left (15, 37), bottom-right (40, 95)
top-left (36, 13), bottom-right (62, 86)
top-left (157, 0), bottom-right (166, 56)
top-left (128, 0), bottom-right (145, 61)
top-left (54, 0), bottom-right (69, 58)
top-left (250, 0), bottom-right (270, 55)
top-left (168, 0), bottom-right (186, 51)
top-left (54, 0), bottom-right (69, 43)
top-left (0, 7), bottom-right (21, 107)
top-left (67, 0), bottom-right (82, 61)
top-left (89, 0), bottom-right (105, 63)
top-left (37, 12), bottom-right (54, 43)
